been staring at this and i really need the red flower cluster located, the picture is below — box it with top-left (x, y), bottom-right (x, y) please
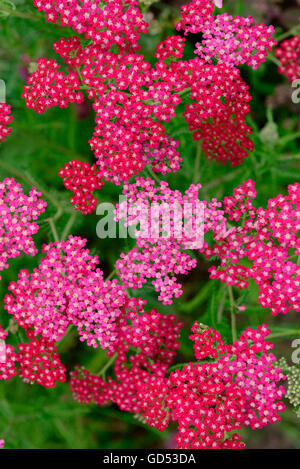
top-left (58, 160), bottom-right (104, 215)
top-left (139, 324), bottom-right (286, 449)
top-left (70, 298), bottom-right (182, 414)
top-left (22, 0), bottom-right (277, 211)
top-left (16, 335), bottom-right (66, 389)
top-left (34, 0), bottom-right (148, 52)
top-left (0, 103), bottom-right (12, 143)
top-left (275, 36), bottom-right (300, 83)
top-left (175, 0), bottom-right (215, 35)
top-left (0, 327), bottom-right (66, 388)
top-left (182, 61), bottom-right (253, 165)
top-left (201, 180), bottom-right (300, 316)
top-left (22, 58), bottom-right (84, 114)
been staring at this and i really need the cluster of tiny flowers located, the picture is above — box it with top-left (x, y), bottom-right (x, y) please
top-left (0, 103), bottom-right (12, 143)
top-left (275, 36), bottom-right (300, 83)
top-left (153, 36), bottom-right (186, 62)
top-left (115, 177), bottom-right (207, 304)
top-left (22, 58), bottom-right (84, 114)
top-left (34, 0), bottom-right (148, 52)
top-left (201, 180), bottom-right (300, 316)
top-left (70, 298), bottom-right (182, 414)
top-left (22, 0), bottom-right (277, 198)
top-left (0, 178), bottom-right (47, 279)
top-left (195, 14), bottom-right (276, 70)
top-left (0, 326), bottom-right (66, 388)
top-left (16, 334), bottom-right (66, 389)
top-left (0, 440), bottom-right (4, 449)
top-left (138, 324), bottom-right (286, 449)
top-left (277, 358), bottom-right (300, 417)
top-left (182, 61), bottom-right (253, 165)
top-left (58, 160), bottom-right (104, 215)
top-left (175, 0), bottom-right (215, 35)
top-left (4, 236), bottom-right (129, 350)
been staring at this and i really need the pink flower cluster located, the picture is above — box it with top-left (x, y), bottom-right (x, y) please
top-left (4, 236), bottom-right (129, 350)
top-left (139, 324), bottom-right (286, 449)
top-left (22, 58), bottom-right (84, 114)
top-left (0, 178), bottom-right (47, 280)
top-left (275, 36), bottom-right (300, 83)
top-left (201, 180), bottom-right (300, 316)
top-left (70, 298), bottom-right (182, 414)
top-left (115, 177), bottom-right (207, 304)
top-left (196, 13), bottom-right (276, 69)
top-left (58, 160), bottom-right (104, 215)
top-left (175, 0), bottom-right (215, 35)
top-left (0, 103), bottom-right (12, 143)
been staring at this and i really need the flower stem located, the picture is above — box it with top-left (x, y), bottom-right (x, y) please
top-left (96, 353), bottom-right (118, 378)
top-left (228, 285), bottom-right (237, 342)
top-left (193, 142), bottom-right (202, 184)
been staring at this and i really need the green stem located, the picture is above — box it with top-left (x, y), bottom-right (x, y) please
top-left (193, 143), bottom-right (202, 184)
top-left (105, 269), bottom-right (117, 282)
top-left (146, 165), bottom-right (161, 185)
top-left (268, 330), bottom-right (300, 340)
top-left (0, 4), bottom-right (38, 21)
top-left (61, 212), bottom-right (76, 241)
top-left (228, 285), bottom-right (237, 342)
top-left (268, 54), bottom-right (281, 67)
top-left (217, 286), bottom-right (226, 324)
top-left (276, 27), bottom-right (300, 43)
top-left (47, 217), bottom-right (59, 243)
top-left (96, 353), bottom-right (118, 378)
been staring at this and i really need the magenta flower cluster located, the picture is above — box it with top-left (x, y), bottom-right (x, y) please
top-left (0, 178), bottom-right (46, 279)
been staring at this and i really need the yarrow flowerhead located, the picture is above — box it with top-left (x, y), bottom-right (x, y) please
top-left (201, 180), bottom-right (300, 316)
top-left (115, 177), bottom-right (206, 304)
top-left (195, 13), bottom-right (276, 70)
top-left (16, 334), bottom-right (66, 388)
top-left (275, 36), bottom-right (300, 83)
top-left (70, 299), bottom-right (182, 414)
top-left (24, 1), bottom-right (278, 191)
top-left (0, 103), bottom-right (12, 143)
top-left (139, 323), bottom-right (286, 449)
top-left (4, 236), bottom-right (129, 350)
top-left (58, 160), bottom-right (104, 215)
top-left (34, 0), bottom-right (148, 52)
top-left (22, 58), bottom-right (84, 114)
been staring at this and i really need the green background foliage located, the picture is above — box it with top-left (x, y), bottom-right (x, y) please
top-left (0, 0), bottom-right (300, 449)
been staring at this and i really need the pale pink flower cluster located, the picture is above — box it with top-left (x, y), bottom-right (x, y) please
top-left (195, 13), bottom-right (277, 69)
top-left (115, 177), bottom-right (208, 304)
